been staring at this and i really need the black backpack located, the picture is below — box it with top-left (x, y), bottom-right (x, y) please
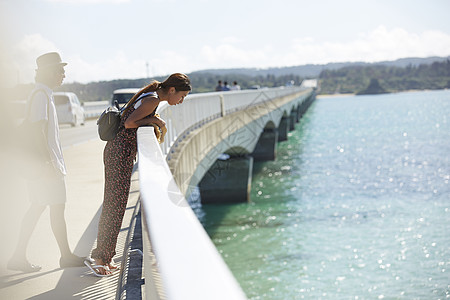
top-left (97, 102), bottom-right (122, 141)
top-left (97, 92), bottom-right (154, 141)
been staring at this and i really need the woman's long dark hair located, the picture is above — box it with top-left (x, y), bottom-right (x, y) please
top-left (123, 73), bottom-right (191, 113)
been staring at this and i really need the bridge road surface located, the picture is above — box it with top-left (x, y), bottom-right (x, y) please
top-left (0, 120), bottom-right (141, 299)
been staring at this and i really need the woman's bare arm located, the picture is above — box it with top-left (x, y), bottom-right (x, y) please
top-left (124, 96), bottom-right (165, 128)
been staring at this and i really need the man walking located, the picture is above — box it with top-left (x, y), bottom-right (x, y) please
top-left (7, 52), bottom-right (85, 272)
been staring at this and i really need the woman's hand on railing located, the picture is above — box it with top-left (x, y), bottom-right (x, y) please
top-left (144, 115), bottom-right (166, 128)
top-left (148, 123), bottom-right (167, 144)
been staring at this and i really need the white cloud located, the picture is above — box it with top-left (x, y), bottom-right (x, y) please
top-left (4, 34), bottom-right (148, 84)
top-left (189, 26), bottom-right (450, 71)
top-left (69, 51), bottom-right (198, 83)
top-left (8, 34), bottom-right (61, 84)
top-left (219, 36), bottom-right (242, 44)
top-left (200, 44), bottom-right (270, 69)
top-left (67, 52), bottom-right (147, 83)
top-left (150, 51), bottom-right (194, 76)
top-left (68, 26), bottom-right (450, 82)
top-left (288, 26), bottom-right (450, 65)
top-left (9, 26), bottom-right (450, 85)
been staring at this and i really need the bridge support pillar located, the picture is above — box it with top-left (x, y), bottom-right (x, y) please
top-left (199, 156), bottom-right (253, 203)
top-left (296, 104), bottom-right (302, 121)
top-left (251, 128), bottom-right (278, 161)
top-left (299, 95), bottom-right (315, 117)
top-left (289, 112), bottom-right (296, 130)
top-left (278, 116), bottom-right (290, 141)
top-left (294, 107), bottom-right (300, 122)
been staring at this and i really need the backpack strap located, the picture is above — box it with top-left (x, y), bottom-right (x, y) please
top-left (120, 92), bottom-right (156, 116)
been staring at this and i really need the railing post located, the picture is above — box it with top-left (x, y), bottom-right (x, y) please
top-left (220, 94), bottom-right (226, 117)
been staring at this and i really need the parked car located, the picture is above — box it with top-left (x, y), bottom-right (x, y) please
top-left (54, 92), bottom-right (85, 126)
top-left (111, 88), bottom-right (140, 108)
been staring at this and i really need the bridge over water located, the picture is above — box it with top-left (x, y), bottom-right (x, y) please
top-left (1, 84), bottom-right (315, 299)
top-left (137, 85), bottom-right (315, 299)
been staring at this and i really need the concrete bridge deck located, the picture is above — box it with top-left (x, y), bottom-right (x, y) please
top-left (0, 138), bottom-right (141, 299)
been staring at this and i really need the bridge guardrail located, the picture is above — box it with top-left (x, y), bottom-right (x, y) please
top-left (137, 86), bottom-right (314, 299)
top-left (137, 128), bottom-right (247, 300)
top-left (10, 86), bottom-right (309, 124)
top-left (82, 100), bottom-right (109, 119)
top-left (156, 86), bottom-right (308, 156)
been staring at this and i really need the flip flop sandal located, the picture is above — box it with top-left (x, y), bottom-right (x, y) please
top-left (84, 260), bottom-right (119, 277)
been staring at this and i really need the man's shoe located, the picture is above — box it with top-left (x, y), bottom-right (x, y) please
top-left (60, 254), bottom-right (86, 268)
top-left (7, 258), bottom-right (41, 273)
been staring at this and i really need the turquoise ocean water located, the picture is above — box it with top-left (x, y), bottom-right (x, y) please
top-left (200, 90), bottom-right (450, 299)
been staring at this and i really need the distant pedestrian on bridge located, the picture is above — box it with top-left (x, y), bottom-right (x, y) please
top-left (7, 52), bottom-right (86, 273)
top-left (230, 81), bottom-right (241, 90)
top-left (215, 80), bottom-right (223, 91)
top-left (88, 73), bottom-right (191, 276)
top-left (222, 81), bottom-right (230, 91)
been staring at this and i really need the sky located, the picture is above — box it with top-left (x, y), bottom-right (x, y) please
top-left (1, 0), bottom-right (450, 85)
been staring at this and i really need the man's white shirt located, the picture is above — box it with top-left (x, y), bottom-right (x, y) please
top-left (28, 83), bottom-right (67, 175)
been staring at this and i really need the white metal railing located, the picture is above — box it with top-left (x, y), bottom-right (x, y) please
top-left (137, 128), bottom-right (247, 300)
top-left (156, 86), bottom-right (308, 156)
top-left (137, 86), bottom-right (313, 299)
top-left (77, 86), bottom-right (308, 124)
top-left (82, 100), bottom-right (109, 119)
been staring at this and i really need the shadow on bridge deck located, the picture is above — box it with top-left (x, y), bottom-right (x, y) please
top-left (0, 139), bottom-right (141, 299)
